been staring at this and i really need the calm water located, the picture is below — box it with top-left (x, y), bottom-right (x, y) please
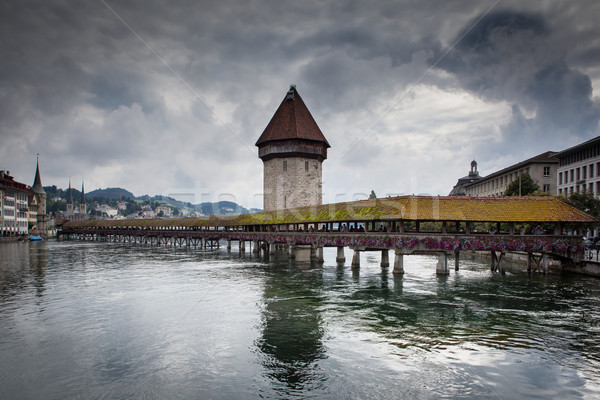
top-left (1, 240), bottom-right (600, 399)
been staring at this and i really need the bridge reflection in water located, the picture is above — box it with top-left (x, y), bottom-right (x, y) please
top-left (59, 196), bottom-right (596, 275)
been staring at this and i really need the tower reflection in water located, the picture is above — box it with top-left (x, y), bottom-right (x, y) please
top-left (255, 262), bottom-right (327, 394)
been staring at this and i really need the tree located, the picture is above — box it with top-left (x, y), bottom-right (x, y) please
top-left (504, 173), bottom-right (539, 196)
top-left (369, 190), bottom-right (377, 199)
top-left (563, 191), bottom-right (600, 220)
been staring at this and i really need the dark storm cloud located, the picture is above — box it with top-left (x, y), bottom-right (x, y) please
top-left (1, 0), bottom-right (600, 200)
top-left (435, 10), bottom-right (600, 148)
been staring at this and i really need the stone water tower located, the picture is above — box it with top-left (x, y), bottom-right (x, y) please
top-left (256, 86), bottom-right (330, 212)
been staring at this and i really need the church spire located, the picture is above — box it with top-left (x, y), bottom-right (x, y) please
top-left (67, 178), bottom-right (73, 204)
top-left (81, 179), bottom-right (85, 204)
top-left (32, 154), bottom-right (45, 194)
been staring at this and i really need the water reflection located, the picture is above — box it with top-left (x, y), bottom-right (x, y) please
top-left (334, 258), bottom-right (600, 364)
top-left (256, 263), bottom-right (327, 396)
top-left (30, 242), bottom-right (48, 297)
top-left (0, 241), bottom-right (47, 298)
top-left (1, 242), bottom-right (599, 399)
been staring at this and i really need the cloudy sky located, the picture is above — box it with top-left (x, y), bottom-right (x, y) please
top-left (2, 0), bottom-right (599, 209)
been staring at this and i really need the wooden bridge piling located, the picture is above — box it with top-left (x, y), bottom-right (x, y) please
top-left (393, 251), bottom-right (404, 274)
top-left (381, 250), bottom-right (389, 268)
top-left (336, 246), bottom-right (346, 263)
top-left (351, 249), bottom-right (361, 269)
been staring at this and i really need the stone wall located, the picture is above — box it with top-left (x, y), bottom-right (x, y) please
top-left (263, 157), bottom-right (322, 211)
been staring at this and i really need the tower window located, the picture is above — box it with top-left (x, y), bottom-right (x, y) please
top-left (305, 161), bottom-right (308, 172)
top-left (283, 160), bottom-right (287, 171)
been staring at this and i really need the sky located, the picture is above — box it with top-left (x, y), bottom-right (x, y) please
top-left (1, 0), bottom-right (599, 209)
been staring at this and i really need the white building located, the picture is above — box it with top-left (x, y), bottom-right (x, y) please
top-left (94, 204), bottom-right (119, 218)
top-left (554, 136), bottom-right (600, 197)
top-left (463, 152), bottom-right (558, 197)
top-left (0, 170), bottom-right (30, 236)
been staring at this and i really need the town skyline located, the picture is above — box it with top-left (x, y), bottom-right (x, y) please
top-left (2, 1), bottom-right (599, 209)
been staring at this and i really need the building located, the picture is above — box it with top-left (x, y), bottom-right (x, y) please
top-left (155, 204), bottom-right (173, 217)
top-left (66, 179), bottom-right (74, 215)
top-left (0, 170), bottom-right (31, 236)
top-left (449, 160), bottom-right (483, 195)
top-left (93, 204), bottom-right (118, 218)
top-left (463, 151), bottom-right (558, 197)
top-left (256, 85), bottom-right (330, 211)
top-left (80, 180), bottom-right (86, 214)
top-left (553, 136), bottom-right (600, 197)
top-left (64, 178), bottom-right (87, 220)
top-left (29, 156), bottom-right (48, 234)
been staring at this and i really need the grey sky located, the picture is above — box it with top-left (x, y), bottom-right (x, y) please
top-left (1, 0), bottom-right (599, 208)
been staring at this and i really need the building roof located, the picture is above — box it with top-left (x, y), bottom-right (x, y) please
top-left (448, 175), bottom-right (483, 195)
top-left (0, 171), bottom-right (29, 193)
top-left (32, 157), bottom-right (45, 194)
top-left (255, 86), bottom-right (330, 147)
top-left (552, 135), bottom-right (600, 158)
top-left (464, 151), bottom-right (558, 187)
top-left (64, 195), bottom-right (597, 229)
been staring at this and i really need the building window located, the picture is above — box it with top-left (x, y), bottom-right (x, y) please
top-left (559, 188), bottom-right (563, 195)
top-left (570, 169), bottom-right (574, 182)
top-left (543, 166), bottom-right (550, 177)
top-left (559, 172), bottom-right (563, 185)
top-left (583, 165), bottom-right (587, 179)
top-left (590, 164), bottom-right (594, 178)
top-left (283, 160), bottom-right (287, 172)
top-left (305, 161), bottom-right (309, 172)
top-left (543, 184), bottom-right (551, 192)
top-left (577, 168), bottom-right (581, 181)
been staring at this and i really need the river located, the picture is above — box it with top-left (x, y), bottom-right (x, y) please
top-left (1, 240), bottom-right (600, 399)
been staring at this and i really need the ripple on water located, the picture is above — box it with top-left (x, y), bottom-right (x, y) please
top-left (1, 241), bottom-right (600, 399)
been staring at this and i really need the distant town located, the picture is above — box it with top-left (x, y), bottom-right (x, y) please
top-left (0, 166), bottom-right (259, 237)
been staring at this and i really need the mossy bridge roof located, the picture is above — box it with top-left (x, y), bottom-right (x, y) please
top-left (63, 196), bottom-right (597, 229)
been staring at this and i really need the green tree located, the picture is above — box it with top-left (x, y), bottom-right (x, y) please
top-left (563, 191), bottom-right (600, 219)
top-left (47, 200), bottom-right (66, 213)
top-left (369, 190), bottom-right (377, 199)
top-left (504, 173), bottom-right (539, 196)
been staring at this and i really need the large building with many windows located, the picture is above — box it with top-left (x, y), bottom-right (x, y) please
top-left (1, 158), bottom-right (48, 237)
top-left (0, 170), bottom-right (31, 236)
top-left (554, 136), bottom-right (600, 197)
top-left (462, 151), bottom-right (558, 197)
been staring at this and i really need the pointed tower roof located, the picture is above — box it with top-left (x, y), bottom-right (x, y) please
top-left (81, 179), bottom-right (85, 204)
top-left (67, 179), bottom-right (73, 204)
top-left (255, 86), bottom-right (330, 147)
top-left (32, 154), bottom-right (45, 194)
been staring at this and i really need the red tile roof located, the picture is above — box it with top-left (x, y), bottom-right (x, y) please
top-left (255, 86), bottom-right (330, 147)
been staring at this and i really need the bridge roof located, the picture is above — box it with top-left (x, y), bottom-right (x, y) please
top-left (64, 196), bottom-right (596, 229)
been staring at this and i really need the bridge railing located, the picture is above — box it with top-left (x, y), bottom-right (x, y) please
top-left (58, 227), bottom-right (583, 257)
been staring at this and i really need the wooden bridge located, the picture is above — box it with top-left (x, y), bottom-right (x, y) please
top-left (58, 196), bottom-right (596, 275)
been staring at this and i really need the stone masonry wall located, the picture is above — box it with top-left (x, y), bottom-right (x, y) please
top-left (263, 157), bottom-right (323, 211)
